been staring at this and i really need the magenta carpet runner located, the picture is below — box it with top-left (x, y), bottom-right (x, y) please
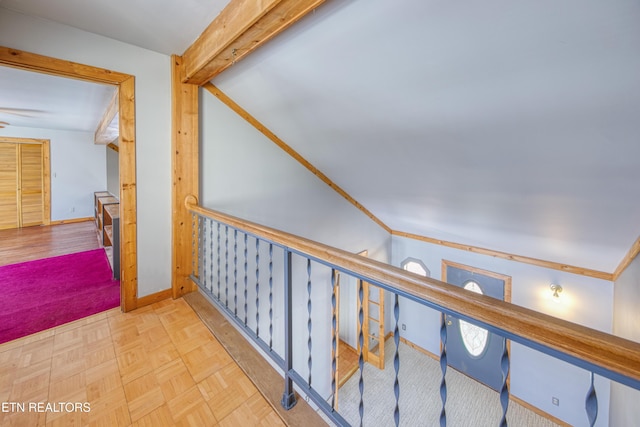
top-left (0, 249), bottom-right (119, 344)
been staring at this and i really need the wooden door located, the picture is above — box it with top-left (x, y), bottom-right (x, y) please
top-left (19, 144), bottom-right (44, 227)
top-left (0, 140), bottom-right (48, 230)
top-left (0, 143), bottom-right (19, 229)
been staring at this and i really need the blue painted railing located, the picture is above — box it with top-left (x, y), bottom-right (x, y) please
top-left (186, 198), bottom-right (640, 426)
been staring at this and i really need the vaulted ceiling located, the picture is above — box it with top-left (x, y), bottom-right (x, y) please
top-left (1, 0), bottom-right (639, 274)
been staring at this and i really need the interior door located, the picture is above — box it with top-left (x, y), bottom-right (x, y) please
top-left (0, 141), bottom-right (46, 229)
top-left (19, 143), bottom-right (44, 227)
top-left (443, 261), bottom-right (511, 391)
top-left (0, 143), bottom-right (19, 229)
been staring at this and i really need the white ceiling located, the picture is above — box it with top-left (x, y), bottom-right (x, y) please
top-left (0, 65), bottom-right (115, 133)
top-left (1, 0), bottom-right (639, 273)
top-left (211, 0), bottom-right (640, 272)
top-left (0, 0), bottom-right (229, 56)
top-left (0, 0), bottom-right (229, 134)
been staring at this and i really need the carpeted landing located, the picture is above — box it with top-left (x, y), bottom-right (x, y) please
top-left (0, 249), bottom-right (119, 344)
top-left (335, 339), bottom-right (561, 427)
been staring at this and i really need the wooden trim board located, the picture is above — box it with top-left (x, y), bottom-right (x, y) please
top-left (203, 83), bottom-right (391, 233)
top-left (613, 235), bottom-right (640, 280)
top-left (0, 46), bottom-right (130, 84)
top-left (510, 395), bottom-right (571, 427)
top-left (1, 46), bottom-right (138, 312)
top-left (137, 288), bottom-right (172, 308)
top-left (442, 259), bottom-right (513, 304)
top-left (50, 216), bottom-right (93, 225)
top-left (399, 336), bottom-right (439, 361)
top-left (117, 75), bottom-right (137, 312)
top-left (394, 230), bottom-right (613, 281)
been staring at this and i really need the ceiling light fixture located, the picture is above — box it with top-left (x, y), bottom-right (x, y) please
top-left (550, 284), bottom-right (563, 300)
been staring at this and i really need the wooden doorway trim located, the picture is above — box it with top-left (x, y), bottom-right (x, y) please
top-left (441, 260), bottom-right (512, 304)
top-left (0, 46), bottom-right (138, 312)
top-left (0, 137), bottom-right (51, 227)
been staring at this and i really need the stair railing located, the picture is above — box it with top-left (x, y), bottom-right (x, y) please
top-left (185, 195), bottom-right (640, 426)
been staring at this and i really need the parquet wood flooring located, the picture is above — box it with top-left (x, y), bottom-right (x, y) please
top-left (0, 221), bottom-right (100, 267)
top-left (0, 298), bottom-right (287, 426)
top-left (184, 293), bottom-right (328, 427)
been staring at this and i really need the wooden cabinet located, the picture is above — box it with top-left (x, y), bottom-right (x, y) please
top-left (94, 191), bottom-right (110, 232)
top-left (94, 192), bottom-right (117, 236)
top-left (103, 204), bottom-right (120, 280)
top-left (94, 191), bottom-right (120, 279)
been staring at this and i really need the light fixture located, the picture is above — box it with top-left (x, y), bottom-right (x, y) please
top-left (550, 284), bottom-right (563, 300)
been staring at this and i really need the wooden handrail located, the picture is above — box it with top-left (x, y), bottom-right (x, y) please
top-left (185, 195), bottom-right (640, 387)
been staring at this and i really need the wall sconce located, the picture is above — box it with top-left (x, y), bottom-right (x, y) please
top-left (550, 284), bottom-right (563, 301)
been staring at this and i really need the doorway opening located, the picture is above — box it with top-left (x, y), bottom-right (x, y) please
top-left (0, 46), bottom-right (138, 312)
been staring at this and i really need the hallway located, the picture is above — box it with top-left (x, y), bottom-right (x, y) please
top-left (0, 298), bottom-right (285, 426)
top-left (0, 221), bottom-right (100, 267)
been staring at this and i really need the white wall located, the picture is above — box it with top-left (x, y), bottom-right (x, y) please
top-left (0, 126), bottom-right (105, 221)
top-left (0, 8), bottom-right (172, 296)
top-left (106, 145), bottom-right (119, 197)
top-left (611, 254), bottom-right (640, 426)
top-left (199, 88), bottom-right (390, 261)
top-left (392, 235), bottom-right (612, 427)
top-left (200, 87), bottom-right (391, 399)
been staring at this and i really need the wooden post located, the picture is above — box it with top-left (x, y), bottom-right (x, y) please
top-left (118, 76), bottom-right (138, 312)
top-left (172, 55), bottom-right (199, 299)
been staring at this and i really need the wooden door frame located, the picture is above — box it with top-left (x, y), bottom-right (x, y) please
top-left (0, 46), bottom-right (138, 312)
top-left (441, 260), bottom-right (512, 304)
top-left (0, 137), bottom-right (51, 227)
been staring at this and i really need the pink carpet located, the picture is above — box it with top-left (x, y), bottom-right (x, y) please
top-left (0, 249), bottom-right (120, 344)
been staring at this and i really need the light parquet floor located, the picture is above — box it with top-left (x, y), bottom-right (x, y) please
top-left (0, 298), bottom-right (286, 427)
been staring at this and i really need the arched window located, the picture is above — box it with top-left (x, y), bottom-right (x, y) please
top-left (459, 281), bottom-right (489, 356)
top-left (401, 257), bottom-right (430, 277)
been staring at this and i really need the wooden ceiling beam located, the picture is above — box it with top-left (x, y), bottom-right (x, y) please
top-left (0, 47), bottom-right (130, 84)
top-left (181, 0), bottom-right (325, 85)
top-left (95, 89), bottom-right (119, 145)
